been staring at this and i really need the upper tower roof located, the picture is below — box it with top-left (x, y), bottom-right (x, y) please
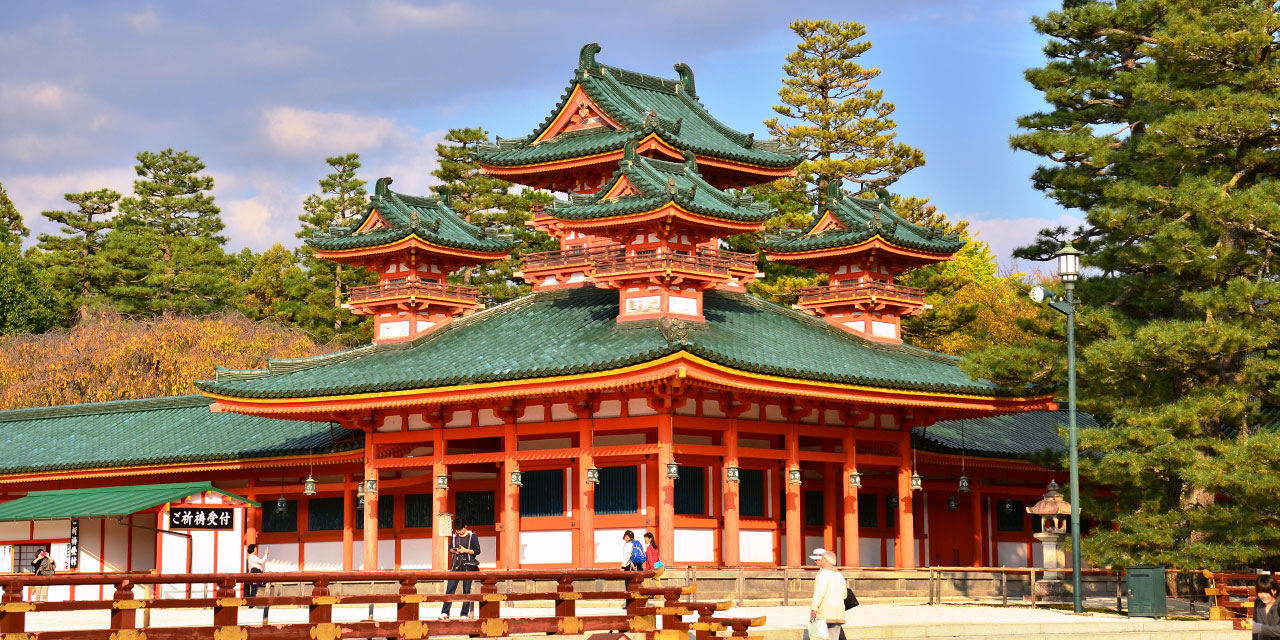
top-left (476, 43), bottom-right (803, 191)
top-left (307, 177), bottom-right (515, 260)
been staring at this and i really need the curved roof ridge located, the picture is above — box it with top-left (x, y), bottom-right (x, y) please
top-left (0, 394), bottom-right (213, 423)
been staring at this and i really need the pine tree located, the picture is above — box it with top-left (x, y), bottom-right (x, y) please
top-left (240, 243), bottom-right (305, 323)
top-left (0, 181), bottom-right (30, 247)
top-left (968, 0), bottom-right (1280, 570)
top-left (0, 227), bottom-right (57, 335)
top-left (431, 128), bottom-right (519, 222)
top-left (295, 153), bottom-right (372, 344)
top-left (35, 189), bottom-right (119, 320)
top-left (109, 149), bottom-right (233, 315)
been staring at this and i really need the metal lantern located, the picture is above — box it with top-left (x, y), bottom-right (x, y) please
top-left (510, 470), bottom-right (523, 487)
top-left (849, 471), bottom-right (862, 489)
top-left (666, 462), bottom-right (680, 480)
top-left (947, 495), bottom-right (959, 511)
top-left (357, 493), bottom-right (365, 509)
top-left (958, 475), bottom-right (970, 493)
top-left (1056, 245), bottom-right (1082, 283)
top-left (587, 467), bottom-right (600, 484)
top-left (304, 476), bottom-right (317, 496)
top-left (788, 468), bottom-right (802, 485)
top-left (275, 495), bottom-right (287, 514)
top-left (436, 475), bottom-right (449, 490)
top-left (725, 466), bottom-right (741, 483)
top-left (364, 478), bottom-right (378, 496)
top-left (1003, 498), bottom-right (1015, 514)
top-left (910, 471), bottom-right (923, 492)
top-left (887, 494), bottom-right (898, 508)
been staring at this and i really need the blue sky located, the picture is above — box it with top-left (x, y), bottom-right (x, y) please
top-left (0, 1), bottom-right (1078, 272)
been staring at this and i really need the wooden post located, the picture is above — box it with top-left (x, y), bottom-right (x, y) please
top-left (823, 460), bottom-right (837, 553)
top-left (723, 409), bottom-right (741, 567)
top-left (397, 577), bottom-right (420, 632)
top-left (1030, 568), bottom-right (1037, 606)
top-left (502, 421), bottom-right (520, 570)
top-left (785, 417), bottom-right (802, 567)
top-left (896, 434), bottom-right (916, 568)
top-left (110, 579), bottom-right (139, 632)
top-left (578, 419), bottom-right (596, 568)
top-left (210, 578), bottom-right (236, 635)
top-left (658, 409), bottom-right (675, 565)
top-left (970, 484), bottom-right (983, 567)
top-left (433, 423), bottom-right (449, 572)
top-left (842, 429), bottom-right (860, 567)
top-left (363, 428), bottom-right (379, 570)
top-left (342, 473), bottom-right (355, 571)
top-left (1001, 570), bottom-right (1008, 606)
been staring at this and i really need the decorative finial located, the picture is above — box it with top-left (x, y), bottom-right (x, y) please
top-left (623, 141), bottom-right (637, 164)
top-left (375, 177), bottom-right (393, 197)
top-left (681, 150), bottom-right (697, 171)
top-left (410, 208), bottom-right (419, 226)
top-left (671, 117), bottom-right (682, 133)
top-left (642, 110), bottom-right (659, 130)
top-left (825, 178), bottom-right (842, 208)
top-left (437, 186), bottom-right (451, 207)
top-left (429, 217), bottom-right (440, 233)
top-left (673, 62), bottom-right (696, 95)
top-left (579, 43), bottom-right (602, 72)
top-left (745, 132), bottom-right (754, 148)
top-left (665, 177), bottom-right (678, 196)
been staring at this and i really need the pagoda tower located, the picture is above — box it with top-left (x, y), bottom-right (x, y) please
top-left (308, 177), bottom-right (515, 344)
top-left (477, 43), bottom-right (803, 298)
top-left (761, 180), bottom-right (963, 343)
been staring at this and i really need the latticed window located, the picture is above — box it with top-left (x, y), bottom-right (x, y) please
top-left (455, 491), bottom-right (495, 526)
top-left (596, 466), bottom-right (638, 515)
top-left (263, 499), bottom-right (298, 533)
top-left (858, 494), bottom-right (878, 528)
top-left (520, 469), bottom-right (565, 517)
top-left (308, 498), bottom-right (342, 531)
top-left (739, 468), bottom-right (765, 517)
top-left (356, 498), bottom-right (394, 530)
top-left (404, 494), bottom-right (432, 528)
top-left (804, 491), bottom-right (824, 526)
top-left (997, 500), bottom-right (1026, 532)
top-left (674, 466), bottom-right (705, 515)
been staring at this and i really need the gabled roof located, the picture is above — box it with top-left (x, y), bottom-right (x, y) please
top-left (0, 395), bottom-right (362, 476)
top-left (912, 409), bottom-right (1101, 460)
top-left (475, 43), bottom-right (803, 170)
top-left (197, 286), bottom-right (1021, 401)
top-left (762, 181), bottom-right (964, 256)
top-left (307, 178), bottom-right (515, 255)
top-left (545, 149), bottom-right (774, 223)
top-left (0, 482), bottom-right (256, 521)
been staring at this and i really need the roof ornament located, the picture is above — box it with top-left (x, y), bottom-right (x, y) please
top-left (579, 43), bottom-right (602, 73)
top-left (744, 132), bottom-right (754, 149)
top-left (623, 141), bottom-right (637, 166)
top-left (410, 207), bottom-right (419, 227)
top-left (659, 316), bottom-right (691, 346)
top-left (429, 217), bottom-right (440, 233)
top-left (688, 183), bottom-right (697, 199)
top-left (671, 117), bottom-right (683, 133)
top-left (681, 150), bottom-right (698, 172)
top-left (673, 62), bottom-right (696, 95)
top-left (642, 110), bottom-right (659, 130)
top-left (825, 177), bottom-right (843, 208)
top-left (375, 177), bottom-right (393, 197)
top-left (664, 177), bottom-right (678, 196)
top-left (438, 186), bottom-right (452, 208)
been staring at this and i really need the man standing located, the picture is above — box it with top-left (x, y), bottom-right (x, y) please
top-left (441, 519), bottom-right (479, 619)
top-left (809, 549), bottom-right (846, 640)
top-left (30, 549), bottom-right (54, 602)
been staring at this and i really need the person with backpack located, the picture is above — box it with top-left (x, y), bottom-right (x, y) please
top-left (620, 530), bottom-right (645, 571)
top-left (441, 519), bottom-right (480, 619)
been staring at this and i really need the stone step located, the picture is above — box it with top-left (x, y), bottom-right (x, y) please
top-left (750, 619), bottom-right (1242, 640)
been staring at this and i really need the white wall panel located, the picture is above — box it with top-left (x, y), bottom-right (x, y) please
top-left (0, 522), bottom-right (28, 540)
top-left (673, 529), bottom-right (714, 563)
top-left (520, 530), bottom-right (572, 565)
top-left (997, 541), bottom-right (1028, 568)
top-left (307, 541), bottom-right (345, 571)
top-left (859, 538), bottom-right (882, 567)
top-left (33, 520), bottom-right (69, 539)
top-left (102, 519), bottom-right (130, 572)
top-left (265, 542), bottom-right (299, 572)
top-left (739, 530), bottom-right (774, 563)
top-left (401, 537), bottom-right (432, 569)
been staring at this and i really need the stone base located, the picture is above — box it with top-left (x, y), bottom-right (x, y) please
top-left (1027, 580), bottom-right (1073, 603)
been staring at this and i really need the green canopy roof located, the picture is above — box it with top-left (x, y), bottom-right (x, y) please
top-left (913, 410), bottom-right (1101, 460)
top-left (476, 43), bottom-right (803, 170)
top-left (0, 481), bottom-right (256, 522)
top-left (198, 286), bottom-right (1016, 400)
top-left (546, 150), bottom-right (774, 223)
top-left (307, 178), bottom-right (515, 254)
top-left (0, 394), bottom-right (362, 475)
top-left (762, 182), bottom-right (965, 256)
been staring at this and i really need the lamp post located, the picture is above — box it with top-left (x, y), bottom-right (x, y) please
top-left (1044, 244), bottom-right (1084, 613)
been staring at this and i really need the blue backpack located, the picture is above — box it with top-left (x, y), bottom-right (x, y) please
top-left (629, 540), bottom-right (646, 565)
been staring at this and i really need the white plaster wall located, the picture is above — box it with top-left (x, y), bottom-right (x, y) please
top-left (596, 399), bottom-right (623, 418)
top-left (627, 398), bottom-right (657, 416)
top-left (593, 528), bottom-right (639, 564)
top-left (803, 535), bottom-right (824, 563)
top-left (132, 522), bottom-right (155, 572)
top-left (739, 530), bottom-right (774, 563)
top-left (216, 527), bottom-right (242, 574)
top-left (157, 527), bottom-right (187, 599)
top-left (859, 538), bottom-right (882, 567)
top-left (520, 530), bottom-right (572, 565)
top-left (519, 438), bottom-right (572, 451)
top-left (306, 541), bottom-right (345, 571)
top-left (0, 521), bottom-right (27, 540)
top-left (673, 398), bottom-right (697, 416)
top-left (102, 518), bottom-right (129, 572)
top-left (595, 433), bottom-right (645, 446)
top-left (401, 537), bottom-right (433, 569)
top-left (550, 403), bottom-right (575, 420)
top-left (446, 410), bottom-right (472, 427)
top-left (265, 542), bottom-right (299, 572)
top-left (1032, 542), bottom-right (1045, 568)
top-left (673, 528), bottom-right (714, 563)
top-left (33, 519), bottom-right (69, 539)
top-left (475, 535), bottom-right (497, 569)
top-left (189, 530), bottom-right (216, 597)
top-left (765, 404), bottom-right (786, 422)
top-left (517, 405), bottom-right (546, 423)
top-left (997, 541), bottom-right (1028, 568)
top-left (477, 408), bottom-right (503, 426)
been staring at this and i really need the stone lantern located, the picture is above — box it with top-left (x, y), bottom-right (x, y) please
top-left (1027, 480), bottom-right (1074, 601)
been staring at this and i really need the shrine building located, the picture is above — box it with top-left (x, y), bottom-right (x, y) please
top-left (0, 44), bottom-right (1074, 581)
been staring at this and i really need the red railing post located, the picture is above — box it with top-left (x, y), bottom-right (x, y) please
top-left (110, 578), bottom-right (140, 632)
top-left (397, 577), bottom-right (423, 639)
top-left (555, 574), bottom-right (580, 634)
top-left (310, 576), bottom-right (336, 629)
top-left (478, 576), bottom-right (504, 637)
top-left (211, 577), bottom-right (239, 634)
top-left (0, 578), bottom-right (27, 636)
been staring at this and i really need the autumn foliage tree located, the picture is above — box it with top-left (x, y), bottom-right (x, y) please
top-left (0, 310), bottom-right (331, 410)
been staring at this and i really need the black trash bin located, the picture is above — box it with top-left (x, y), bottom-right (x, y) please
top-left (1126, 565), bottom-right (1167, 618)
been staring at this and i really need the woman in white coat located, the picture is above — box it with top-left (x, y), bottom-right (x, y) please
top-left (809, 549), bottom-right (846, 640)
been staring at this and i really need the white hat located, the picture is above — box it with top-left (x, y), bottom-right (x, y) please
top-left (809, 548), bottom-right (827, 560)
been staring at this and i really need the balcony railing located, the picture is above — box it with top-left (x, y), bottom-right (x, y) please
top-left (594, 249), bottom-right (757, 279)
top-left (520, 244), bottom-right (625, 271)
top-left (798, 280), bottom-right (926, 305)
top-left (348, 279), bottom-right (479, 305)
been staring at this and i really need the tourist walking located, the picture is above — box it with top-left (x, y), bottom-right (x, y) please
top-left (29, 549), bottom-right (54, 602)
top-left (642, 532), bottom-right (660, 572)
top-left (809, 548), bottom-right (846, 640)
top-left (1254, 574), bottom-right (1280, 639)
top-left (441, 519), bottom-right (480, 619)
top-left (245, 544), bottom-right (268, 600)
top-left (620, 530), bottom-right (645, 571)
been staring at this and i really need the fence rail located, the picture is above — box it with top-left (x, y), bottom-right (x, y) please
top-left (0, 568), bottom-right (764, 640)
top-left (797, 280), bottom-right (926, 305)
top-left (348, 280), bottom-right (479, 304)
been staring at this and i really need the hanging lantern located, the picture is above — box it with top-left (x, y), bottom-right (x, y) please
top-left (1003, 498), bottom-right (1014, 514)
top-left (364, 478), bottom-right (378, 496)
top-left (910, 471), bottom-right (923, 492)
top-left (887, 494), bottom-right (898, 508)
top-left (725, 466), bottom-right (740, 483)
top-left (586, 467), bottom-right (600, 484)
top-left (666, 462), bottom-right (680, 480)
top-left (510, 470), bottom-right (523, 487)
top-left (275, 495), bottom-right (287, 514)
top-left (958, 475), bottom-right (970, 493)
top-left (947, 495), bottom-right (959, 511)
top-left (436, 475), bottom-right (449, 490)
top-left (849, 471), bottom-right (862, 489)
top-left (357, 493), bottom-right (365, 509)
top-left (788, 468), bottom-right (802, 485)
top-left (304, 476), bottom-right (317, 496)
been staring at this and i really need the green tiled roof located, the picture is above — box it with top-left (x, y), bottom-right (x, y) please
top-left (762, 182), bottom-right (964, 256)
top-left (912, 409), bottom-right (1101, 460)
top-left (0, 482), bottom-right (256, 522)
top-left (476, 43), bottom-right (803, 170)
top-left (198, 286), bottom-right (1017, 400)
top-left (307, 178), bottom-right (514, 254)
top-left (0, 395), bottom-right (362, 475)
top-left (546, 150), bottom-right (774, 223)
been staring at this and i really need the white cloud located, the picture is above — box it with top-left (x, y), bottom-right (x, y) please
top-left (956, 210), bottom-right (1083, 270)
top-left (371, 0), bottom-right (475, 28)
top-left (261, 107), bottom-right (402, 157)
top-left (126, 9), bottom-right (160, 32)
top-left (0, 81), bottom-right (74, 112)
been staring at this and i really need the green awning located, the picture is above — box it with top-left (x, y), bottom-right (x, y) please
top-left (0, 481), bottom-right (257, 521)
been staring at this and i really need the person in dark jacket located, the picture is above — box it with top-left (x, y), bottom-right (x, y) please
top-left (30, 549), bottom-right (54, 602)
top-left (1254, 573), bottom-right (1280, 639)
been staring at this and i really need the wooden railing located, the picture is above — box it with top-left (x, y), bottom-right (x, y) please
top-left (521, 245), bottom-right (624, 271)
top-left (1202, 569), bottom-right (1257, 630)
top-left (348, 279), bottom-right (479, 304)
top-left (797, 280), bottom-right (926, 305)
top-left (0, 569), bottom-right (764, 639)
top-left (594, 250), bottom-right (756, 279)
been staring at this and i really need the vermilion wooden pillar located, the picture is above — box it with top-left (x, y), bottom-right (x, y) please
top-left (842, 430), bottom-right (860, 567)
top-left (432, 426), bottom-right (449, 571)
top-left (502, 422), bottom-right (519, 569)
top-left (784, 419), bottom-right (802, 567)
top-left (722, 414), bottom-right (740, 566)
top-left (578, 419), bottom-right (596, 568)
top-left (657, 411), bottom-right (675, 564)
top-left (895, 434), bottom-right (916, 568)
top-left (970, 485), bottom-right (984, 567)
top-left (823, 462), bottom-right (837, 553)
top-left (363, 430), bottom-right (379, 570)
top-left (342, 473), bottom-right (354, 570)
